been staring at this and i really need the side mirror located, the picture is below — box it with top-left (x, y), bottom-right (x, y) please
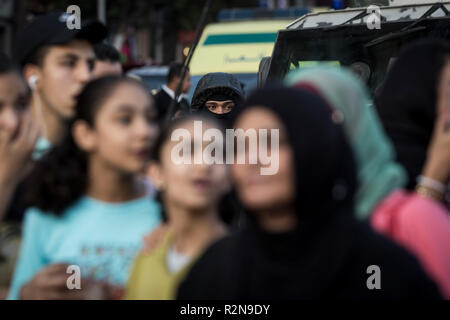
top-left (258, 57), bottom-right (272, 88)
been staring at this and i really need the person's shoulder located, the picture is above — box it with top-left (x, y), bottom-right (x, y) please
top-left (21, 207), bottom-right (61, 239)
top-left (350, 219), bottom-right (442, 298)
top-left (23, 195), bottom-right (93, 226)
top-left (132, 241), bottom-right (167, 271)
top-left (153, 88), bottom-right (162, 97)
top-left (154, 87), bottom-right (170, 99)
top-left (176, 233), bottom-right (240, 300)
top-left (182, 233), bottom-right (233, 274)
top-left (133, 195), bottom-right (160, 209)
top-left (24, 207), bottom-right (58, 225)
top-left (132, 197), bottom-right (162, 221)
top-left (200, 231), bottom-right (244, 261)
top-left (352, 219), bottom-right (415, 264)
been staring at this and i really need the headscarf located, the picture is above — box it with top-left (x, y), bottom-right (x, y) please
top-left (375, 39), bottom-right (450, 191)
top-left (285, 66), bottom-right (407, 220)
top-left (191, 72), bottom-right (244, 125)
top-left (177, 86), bottom-right (441, 299)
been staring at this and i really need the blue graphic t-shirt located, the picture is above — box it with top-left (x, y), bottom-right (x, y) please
top-left (7, 196), bottom-right (161, 300)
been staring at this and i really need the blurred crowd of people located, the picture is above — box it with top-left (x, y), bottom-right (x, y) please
top-left (0, 11), bottom-right (449, 300)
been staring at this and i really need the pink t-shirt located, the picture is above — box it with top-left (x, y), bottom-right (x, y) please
top-left (371, 190), bottom-right (450, 299)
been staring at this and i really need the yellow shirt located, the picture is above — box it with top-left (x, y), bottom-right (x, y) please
top-left (124, 232), bottom-right (196, 300)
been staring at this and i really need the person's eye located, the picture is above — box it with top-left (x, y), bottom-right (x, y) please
top-left (207, 105), bottom-right (216, 110)
top-left (118, 115), bottom-right (132, 125)
top-left (62, 60), bottom-right (77, 68)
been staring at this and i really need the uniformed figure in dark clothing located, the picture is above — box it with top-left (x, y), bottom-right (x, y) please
top-left (153, 62), bottom-right (191, 123)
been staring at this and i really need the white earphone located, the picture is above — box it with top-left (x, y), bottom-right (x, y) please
top-left (28, 75), bottom-right (38, 90)
top-left (28, 74), bottom-right (47, 138)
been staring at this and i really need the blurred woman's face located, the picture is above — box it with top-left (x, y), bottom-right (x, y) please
top-left (231, 107), bottom-right (296, 212)
top-left (153, 119), bottom-right (230, 211)
top-left (0, 72), bottom-right (29, 138)
top-left (81, 82), bottom-right (158, 174)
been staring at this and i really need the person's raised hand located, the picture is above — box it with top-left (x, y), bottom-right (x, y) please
top-left (0, 111), bottom-right (39, 185)
top-left (19, 263), bottom-right (113, 300)
top-left (20, 263), bottom-right (74, 300)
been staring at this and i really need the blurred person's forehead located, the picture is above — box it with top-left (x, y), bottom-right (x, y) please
top-left (206, 100), bottom-right (233, 103)
top-left (98, 82), bottom-right (151, 109)
top-left (44, 40), bottom-right (95, 60)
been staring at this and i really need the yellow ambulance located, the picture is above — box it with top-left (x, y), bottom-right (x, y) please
top-left (188, 19), bottom-right (292, 99)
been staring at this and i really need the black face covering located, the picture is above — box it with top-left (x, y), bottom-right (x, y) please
top-left (200, 92), bottom-right (241, 123)
top-left (191, 73), bottom-right (245, 127)
top-left (177, 86), bottom-right (441, 300)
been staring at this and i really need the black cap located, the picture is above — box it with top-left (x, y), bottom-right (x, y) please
top-left (15, 11), bottom-right (108, 67)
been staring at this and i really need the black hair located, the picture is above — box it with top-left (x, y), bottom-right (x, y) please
top-left (94, 43), bottom-right (121, 63)
top-left (21, 45), bottom-right (50, 68)
top-left (167, 62), bottom-right (189, 84)
top-left (25, 75), bottom-right (151, 215)
top-left (151, 114), bottom-right (240, 226)
top-left (0, 52), bottom-right (18, 75)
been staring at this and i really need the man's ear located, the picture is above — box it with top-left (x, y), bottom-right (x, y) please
top-left (72, 120), bottom-right (97, 152)
top-left (147, 161), bottom-right (165, 191)
top-left (23, 64), bottom-right (43, 90)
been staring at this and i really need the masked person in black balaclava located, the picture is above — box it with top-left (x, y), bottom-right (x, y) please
top-left (191, 73), bottom-right (244, 127)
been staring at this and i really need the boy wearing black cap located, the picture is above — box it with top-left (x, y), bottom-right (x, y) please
top-left (15, 11), bottom-right (107, 156)
top-left (2, 12), bottom-right (107, 298)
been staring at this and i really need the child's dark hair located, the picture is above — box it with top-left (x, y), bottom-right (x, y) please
top-left (26, 75), bottom-right (150, 215)
top-left (94, 43), bottom-right (121, 63)
top-left (152, 113), bottom-right (241, 225)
